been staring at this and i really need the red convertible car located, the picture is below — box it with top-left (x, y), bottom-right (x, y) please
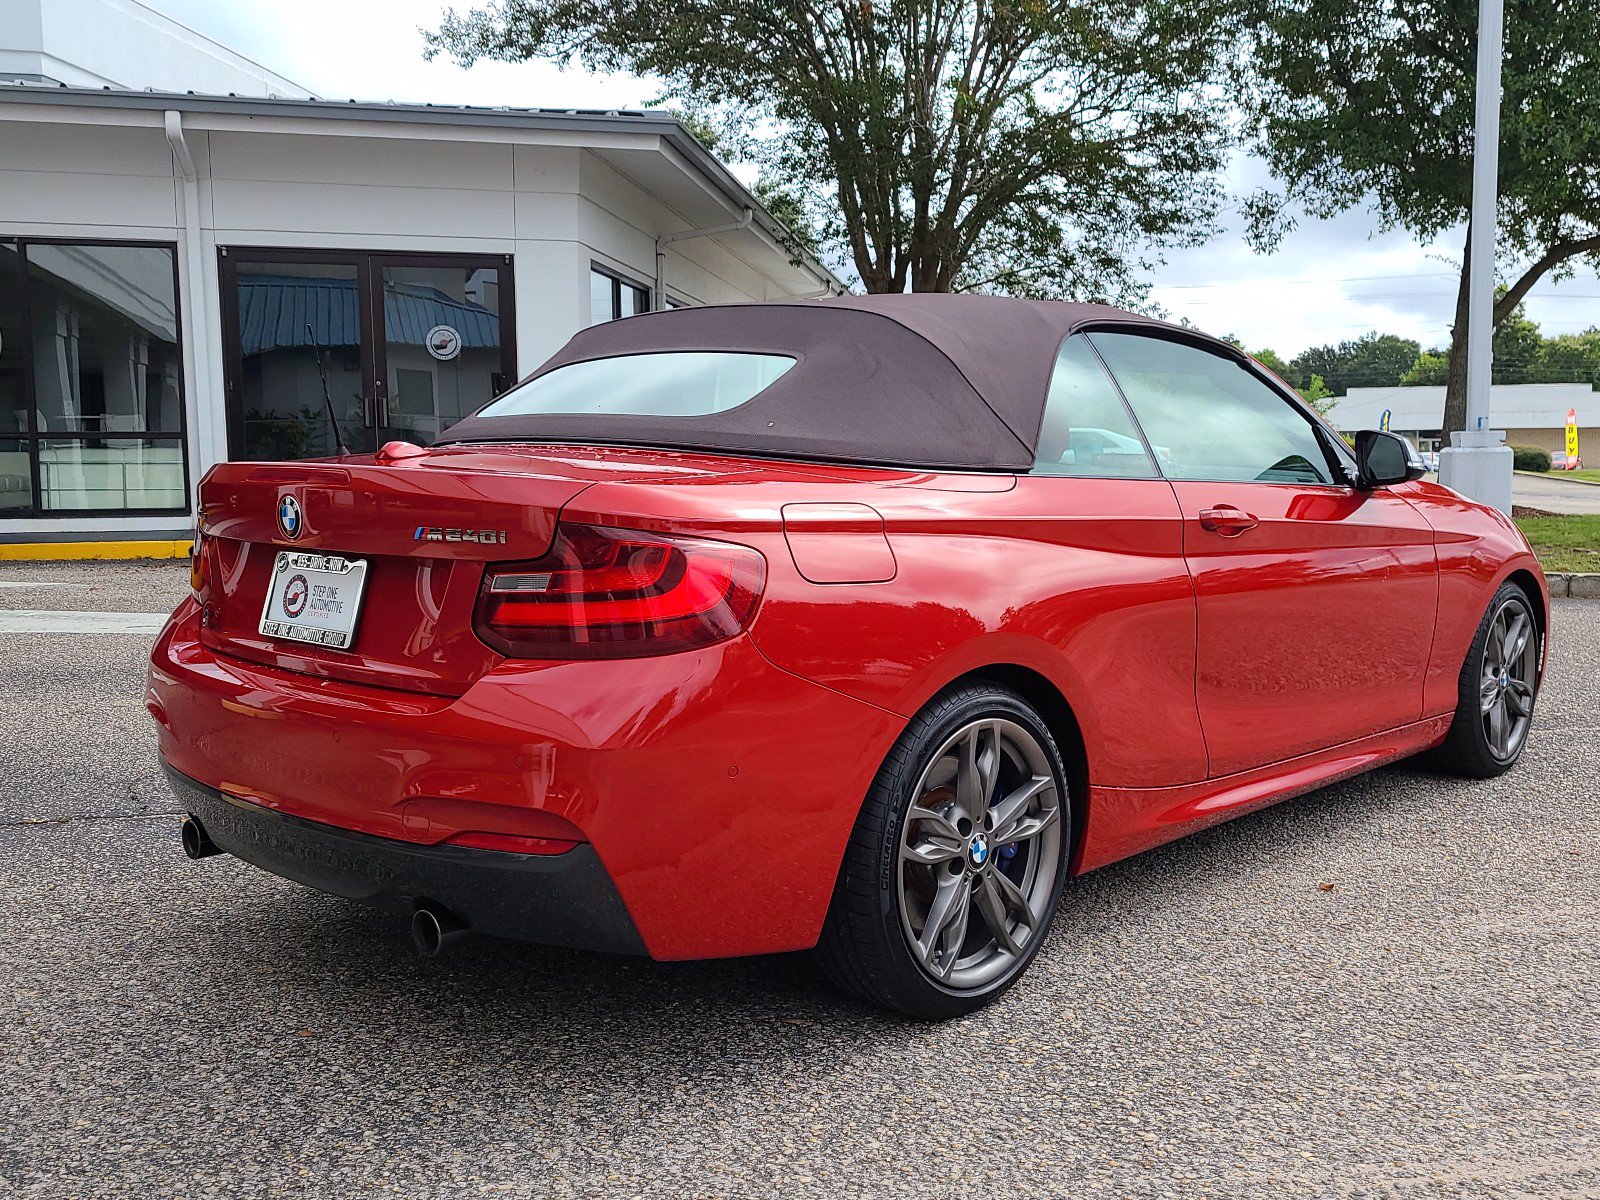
top-left (149, 295), bottom-right (1547, 1018)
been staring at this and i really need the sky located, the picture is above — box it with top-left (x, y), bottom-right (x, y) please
top-left (149, 0), bottom-right (1600, 359)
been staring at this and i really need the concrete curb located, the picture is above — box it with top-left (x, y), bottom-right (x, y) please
top-left (1547, 572), bottom-right (1600, 599)
top-left (0, 540), bottom-right (190, 562)
top-left (1515, 470), bottom-right (1600, 487)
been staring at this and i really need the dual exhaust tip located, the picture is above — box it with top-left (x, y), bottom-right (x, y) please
top-left (180, 813), bottom-right (472, 956)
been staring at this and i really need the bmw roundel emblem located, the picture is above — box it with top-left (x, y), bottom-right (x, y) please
top-left (277, 494), bottom-right (303, 541)
top-left (969, 833), bottom-right (990, 868)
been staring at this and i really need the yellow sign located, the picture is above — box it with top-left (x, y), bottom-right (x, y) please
top-left (1568, 408), bottom-right (1581, 462)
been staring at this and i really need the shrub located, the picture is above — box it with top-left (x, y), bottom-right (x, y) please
top-left (1511, 445), bottom-right (1552, 472)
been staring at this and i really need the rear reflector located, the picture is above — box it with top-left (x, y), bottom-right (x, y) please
top-left (445, 831), bottom-right (580, 855)
top-left (474, 523), bottom-right (765, 659)
top-left (189, 528), bottom-right (210, 599)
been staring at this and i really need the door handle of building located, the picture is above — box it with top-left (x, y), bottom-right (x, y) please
top-left (1199, 505), bottom-right (1259, 536)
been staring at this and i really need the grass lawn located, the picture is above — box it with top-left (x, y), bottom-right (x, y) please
top-left (1515, 513), bottom-right (1600, 574)
top-left (1558, 469), bottom-right (1600, 483)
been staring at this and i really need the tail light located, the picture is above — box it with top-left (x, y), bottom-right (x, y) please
top-left (474, 523), bottom-right (766, 659)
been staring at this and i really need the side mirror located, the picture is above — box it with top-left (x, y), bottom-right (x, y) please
top-left (1354, 429), bottom-right (1426, 489)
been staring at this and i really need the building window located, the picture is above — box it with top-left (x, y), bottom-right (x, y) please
top-left (0, 239), bottom-right (188, 516)
top-left (589, 266), bottom-right (650, 325)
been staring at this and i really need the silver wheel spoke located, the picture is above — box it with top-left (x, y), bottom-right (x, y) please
top-left (999, 803), bottom-right (1061, 845)
top-left (1488, 699), bottom-right (1508, 758)
top-left (916, 875), bottom-right (970, 979)
top-left (973, 874), bottom-right (1024, 956)
top-left (903, 833), bottom-right (965, 866)
top-left (1503, 613), bottom-right (1529, 663)
top-left (1506, 678), bottom-right (1534, 718)
top-left (956, 722), bottom-right (1001, 822)
top-left (991, 865), bottom-right (1037, 927)
top-left (988, 774), bottom-right (1053, 842)
top-left (907, 803), bottom-right (963, 843)
top-left (1479, 674), bottom-right (1500, 714)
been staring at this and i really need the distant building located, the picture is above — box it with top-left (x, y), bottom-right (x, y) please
top-left (0, 0), bottom-right (841, 545)
top-left (0, 0), bottom-right (311, 97)
top-left (1327, 384), bottom-right (1596, 461)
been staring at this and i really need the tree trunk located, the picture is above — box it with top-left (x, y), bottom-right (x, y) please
top-left (1441, 229), bottom-right (1473, 438)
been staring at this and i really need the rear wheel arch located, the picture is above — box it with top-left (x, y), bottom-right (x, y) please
top-left (1505, 567), bottom-right (1548, 639)
top-left (943, 664), bottom-right (1091, 874)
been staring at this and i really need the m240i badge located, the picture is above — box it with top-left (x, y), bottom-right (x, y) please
top-left (413, 526), bottom-right (509, 545)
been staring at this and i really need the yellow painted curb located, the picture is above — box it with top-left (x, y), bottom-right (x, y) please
top-left (0, 539), bottom-right (192, 562)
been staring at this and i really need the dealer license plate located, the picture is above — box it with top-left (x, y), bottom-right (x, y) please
top-left (259, 551), bottom-right (369, 650)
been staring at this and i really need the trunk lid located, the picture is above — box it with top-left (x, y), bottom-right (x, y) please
top-left (195, 444), bottom-right (743, 695)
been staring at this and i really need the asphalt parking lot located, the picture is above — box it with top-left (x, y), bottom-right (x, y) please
top-left (2, 561), bottom-right (1597, 1199)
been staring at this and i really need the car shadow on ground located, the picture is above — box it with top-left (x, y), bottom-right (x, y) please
top-left (166, 755), bottom-right (1455, 1074)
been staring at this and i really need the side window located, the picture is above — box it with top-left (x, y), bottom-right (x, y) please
top-left (1087, 332), bottom-right (1339, 485)
top-left (1033, 335), bottom-right (1158, 478)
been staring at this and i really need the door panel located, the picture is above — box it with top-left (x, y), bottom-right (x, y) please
top-left (1084, 330), bottom-right (1440, 777)
top-left (1173, 482), bottom-right (1437, 775)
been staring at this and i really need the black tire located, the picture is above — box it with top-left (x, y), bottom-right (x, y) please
top-left (1428, 581), bottom-right (1542, 778)
top-left (815, 682), bottom-right (1071, 1020)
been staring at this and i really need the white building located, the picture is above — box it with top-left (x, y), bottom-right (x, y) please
top-left (0, 1), bottom-right (842, 548)
top-left (1328, 384), bottom-right (1597, 462)
top-left (1, 0), bottom-right (311, 98)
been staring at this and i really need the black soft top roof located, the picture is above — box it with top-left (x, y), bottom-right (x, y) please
top-left (437, 293), bottom-right (1219, 470)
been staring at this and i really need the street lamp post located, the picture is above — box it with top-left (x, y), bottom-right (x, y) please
top-left (1438, 0), bottom-right (1514, 513)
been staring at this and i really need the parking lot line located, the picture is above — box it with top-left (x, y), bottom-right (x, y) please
top-left (0, 610), bottom-right (167, 634)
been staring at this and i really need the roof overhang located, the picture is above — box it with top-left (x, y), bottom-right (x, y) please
top-left (0, 84), bottom-right (845, 296)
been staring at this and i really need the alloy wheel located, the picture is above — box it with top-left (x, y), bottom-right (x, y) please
top-left (1479, 596), bottom-right (1538, 763)
top-left (896, 717), bottom-right (1064, 990)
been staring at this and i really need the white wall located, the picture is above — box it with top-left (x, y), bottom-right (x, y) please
top-left (0, 0), bottom-right (312, 97)
top-left (0, 101), bottom-right (829, 536)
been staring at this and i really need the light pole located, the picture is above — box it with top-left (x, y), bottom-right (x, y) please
top-left (1437, 0), bottom-right (1514, 513)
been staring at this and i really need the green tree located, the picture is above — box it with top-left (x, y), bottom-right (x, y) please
top-left (1298, 372), bottom-right (1335, 416)
top-left (1402, 350), bottom-right (1450, 387)
top-left (1529, 329), bottom-right (1600, 387)
top-left (1400, 303), bottom-right (1547, 386)
top-left (1238, 0), bottom-right (1600, 435)
top-left (1289, 332), bottom-right (1421, 395)
top-left (1250, 346), bottom-right (1300, 386)
top-left (426, 1), bottom-right (1238, 299)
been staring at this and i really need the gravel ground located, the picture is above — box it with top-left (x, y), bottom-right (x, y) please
top-left (1, 562), bottom-right (1597, 1199)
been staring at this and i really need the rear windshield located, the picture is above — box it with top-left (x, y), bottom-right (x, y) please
top-left (476, 351), bottom-right (796, 419)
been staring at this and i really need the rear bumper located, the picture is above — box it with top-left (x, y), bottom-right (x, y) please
top-left (165, 764), bottom-right (646, 954)
top-left (148, 599), bottom-right (903, 960)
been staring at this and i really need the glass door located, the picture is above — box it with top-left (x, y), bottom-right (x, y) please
top-left (221, 249), bottom-right (515, 461)
top-left (374, 258), bottom-right (512, 446)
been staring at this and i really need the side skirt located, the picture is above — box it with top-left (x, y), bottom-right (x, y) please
top-left (1076, 714), bottom-right (1452, 873)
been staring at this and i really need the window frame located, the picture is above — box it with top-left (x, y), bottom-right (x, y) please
top-left (1082, 327), bottom-right (1356, 489)
top-left (0, 235), bottom-right (192, 518)
top-left (589, 263), bottom-right (652, 325)
top-left (1029, 332), bottom-right (1163, 480)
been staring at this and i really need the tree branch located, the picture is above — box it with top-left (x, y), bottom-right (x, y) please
top-left (1494, 234), bottom-right (1600, 324)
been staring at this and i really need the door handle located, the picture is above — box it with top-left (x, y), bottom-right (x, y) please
top-left (1199, 505), bottom-right (1259, 536)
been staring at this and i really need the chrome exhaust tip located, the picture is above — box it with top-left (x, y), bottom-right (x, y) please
top-left (410, 903), bottom-right (471, 957)
top-left (181, 815), bottom-right (221, 860)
